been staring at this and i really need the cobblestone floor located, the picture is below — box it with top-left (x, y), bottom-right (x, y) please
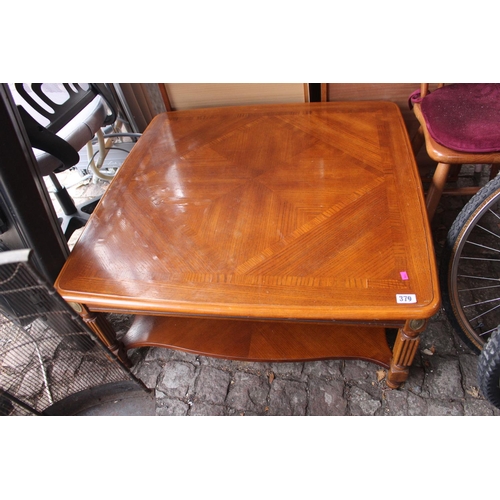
top-left (59, 165), bottom-right (500, 416)
top-left (124, 312), bottom-right (500, 416)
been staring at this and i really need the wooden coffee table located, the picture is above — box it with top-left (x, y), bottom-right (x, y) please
top-left (55, 101), bottom-right (440, 388)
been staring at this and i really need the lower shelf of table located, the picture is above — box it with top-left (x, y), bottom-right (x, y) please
top-left (122, 315), bottom-right (394, 367)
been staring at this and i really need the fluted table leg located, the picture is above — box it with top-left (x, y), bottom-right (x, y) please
top-left (387, 319), bottom-right (427, 389)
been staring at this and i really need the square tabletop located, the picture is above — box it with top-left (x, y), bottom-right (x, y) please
top-left (55, 102), bottom-right (440, 323)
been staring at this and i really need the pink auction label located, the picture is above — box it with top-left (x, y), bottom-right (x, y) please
top-left (400, 271), bottom-right (409, 280)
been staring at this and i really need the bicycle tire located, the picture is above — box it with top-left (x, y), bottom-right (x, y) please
top-left (478, 325), bottom-right (500, 409)
top-left (440, 174), bottom-right (500, 353)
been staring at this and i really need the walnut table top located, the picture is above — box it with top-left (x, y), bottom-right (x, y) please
top-left (55, 102), bottom-right (439, 324)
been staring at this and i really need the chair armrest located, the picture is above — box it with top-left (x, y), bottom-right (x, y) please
top-left (17, 106), bottom-right (79, 173)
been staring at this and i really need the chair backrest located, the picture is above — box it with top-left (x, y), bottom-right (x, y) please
top-left (14, 83), bottom-right (115, 132)
top-left (159, 83), bottom-right (309, 111)
top-left (13, 84), bottom-right (117, 174)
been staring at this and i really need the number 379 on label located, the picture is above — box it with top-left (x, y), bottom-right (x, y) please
top-left (396, 294), bottom-right (417, 304)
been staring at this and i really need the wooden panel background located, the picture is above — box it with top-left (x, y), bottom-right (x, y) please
top-left (324, 83), bottom-right (420, 137)
top-left (160, 83), bottom-right (309, 111)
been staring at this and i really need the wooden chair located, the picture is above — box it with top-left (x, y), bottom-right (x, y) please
top-left (411, 83), bottom-right (500, 221)
top-left (158, 83), bottom-right (309, 111)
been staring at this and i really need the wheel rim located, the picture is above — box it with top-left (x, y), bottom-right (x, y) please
top-left (449, 190), bottom-right (500, 350)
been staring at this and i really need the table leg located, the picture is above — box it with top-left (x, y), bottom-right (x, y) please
top-left (69, 302), bottom-right (131, 368)
top-left (387, 319), bottom-right (427, 389)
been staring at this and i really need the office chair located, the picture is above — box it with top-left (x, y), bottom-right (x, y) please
top-left (411, 83), bottom-right (500, 221)
top-left (14, 83), bottom-right (139, 240)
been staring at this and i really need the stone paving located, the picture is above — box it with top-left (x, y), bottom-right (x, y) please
top-left (124, 309), bottom-right (500, 416)
top-left (60, 164), bottom-right (500, 416)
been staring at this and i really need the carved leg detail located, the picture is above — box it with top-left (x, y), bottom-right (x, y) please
top-left (387, 319), bottom-right (427, 389)
top-left (70, 302), bottom-right (131, 368)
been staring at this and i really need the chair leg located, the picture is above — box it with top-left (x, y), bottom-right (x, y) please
top-left (426, 162), bottom-right (451, 221)
top-left (49, 172), bottom-right (100, 240)
top-left (490, 164), bottom-right (500, 180)
top-left (411, 126), bottom-right (425, 156)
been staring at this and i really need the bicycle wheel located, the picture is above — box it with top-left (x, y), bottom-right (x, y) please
top-left (440, 174), bottom-right (500, 353)
top-left (478, 325), bottom-right (500, 409)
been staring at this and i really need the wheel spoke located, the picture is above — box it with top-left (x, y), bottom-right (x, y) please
top-left (476, 224), bottom-right (500, 240)
top-left (460, 256), bottom-right (500, 261)
top-left (464, 297), bottom-right (500, 308)
top-left (476, 223), bottom-right (500, 240)
top-left (487, 207), bottom-right (500, 221)
top-left (465, 240), bottom-right (500, 253)
top-left (458, 274), bottom-right (500, 282)
top-left (469, 302), bottom-right (500, 322)
top-left (458, 284), bottom-right (500, 292)
top-left (479, 327), bottom-right (498, 337)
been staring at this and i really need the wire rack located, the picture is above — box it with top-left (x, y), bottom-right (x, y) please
top-left (0, 249), bottom-right (145, 416)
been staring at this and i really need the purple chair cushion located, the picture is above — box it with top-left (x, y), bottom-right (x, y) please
top-left (420, 83), bottom-right (500, 153)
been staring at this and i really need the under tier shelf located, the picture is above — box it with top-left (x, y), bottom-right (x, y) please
top-left (123, 315), bottom-right (393, 366)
